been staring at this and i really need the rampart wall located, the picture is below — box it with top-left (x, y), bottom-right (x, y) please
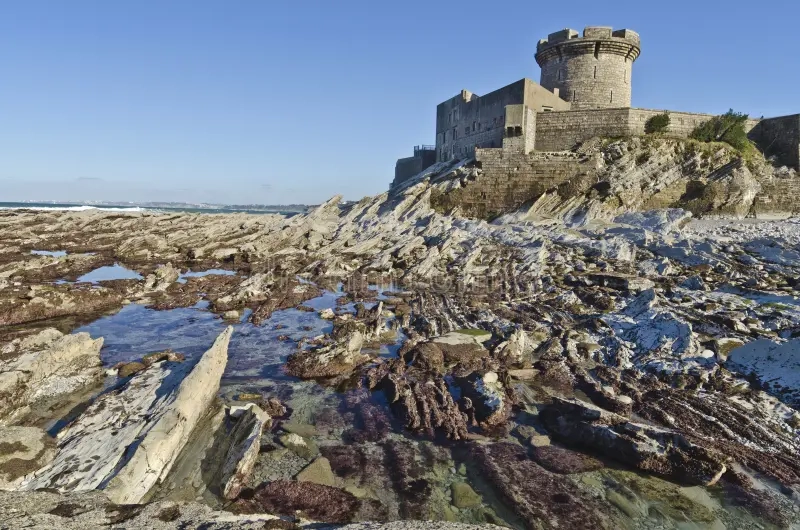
top-left (534, 108), bottom-right (761, 152)
top-left (429, 149), bottom-right (590, 218)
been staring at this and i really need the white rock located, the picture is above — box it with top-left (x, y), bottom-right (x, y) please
top-left (21, 327), bottom-right (233, 505)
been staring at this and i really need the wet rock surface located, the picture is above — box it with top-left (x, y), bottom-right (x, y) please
top-left (2, 155), bottom-right (800, 528)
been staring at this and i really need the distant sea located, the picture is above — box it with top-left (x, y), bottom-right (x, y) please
top-left (0, 202), bottom-right (301, 216)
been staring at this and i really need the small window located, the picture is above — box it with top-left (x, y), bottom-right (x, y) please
top-left (594, 65), bottom-right (597, 79)
top-left (542, 106), bottom-right (553, 112)
top-left (594, 42), bottom-right (600, 59)
top-left (573, 90), bottom-right (576, 101)
top-left (558, 69), bottom-right (563, 81)
top-left (610, 90), bottom-right (614, 103)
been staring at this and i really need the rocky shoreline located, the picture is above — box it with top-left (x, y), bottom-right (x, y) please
top-left (1, 155), bottom-right (800, 529)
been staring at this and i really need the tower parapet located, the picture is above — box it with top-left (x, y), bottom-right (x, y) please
top-left (536, 26), bottom-right (641, 110)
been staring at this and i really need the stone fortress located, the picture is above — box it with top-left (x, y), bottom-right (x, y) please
top-left (393, 26), bottom-right (800, 192)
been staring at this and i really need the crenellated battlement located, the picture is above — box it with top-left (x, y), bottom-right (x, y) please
top-left (536, 26), bottom-right (640, 62)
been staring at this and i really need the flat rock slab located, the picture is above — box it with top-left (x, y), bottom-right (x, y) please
top-left (0, 427), bottom-right (56, 489)
top-left (20, 327), bottom-right (233, 504)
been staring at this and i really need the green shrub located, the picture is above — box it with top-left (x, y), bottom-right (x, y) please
top-left (645, 112), bottom-right (670, 134)
top-left (690, 109), bottom-right (751, 152)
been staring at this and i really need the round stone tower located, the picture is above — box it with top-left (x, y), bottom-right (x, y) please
top-left (535, 26), bottom-right (641, 110)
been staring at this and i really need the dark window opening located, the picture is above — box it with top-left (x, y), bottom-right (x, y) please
top-left (594, 65), bottom-right (597, 79)
top-left (594, 42), bottom-right (600, 59)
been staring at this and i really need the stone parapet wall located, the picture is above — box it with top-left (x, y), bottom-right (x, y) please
top-left (534, 109), bottom-right (631, 152)
top-left (534, 108), bottom-right (761, 153)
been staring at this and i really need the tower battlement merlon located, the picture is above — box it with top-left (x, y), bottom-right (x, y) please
top-left (536, 26), bottom-right (641, 110)
top-left (536, 27), bottom-right (640, 53)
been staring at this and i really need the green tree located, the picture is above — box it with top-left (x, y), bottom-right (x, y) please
top-left (690, 109), bottom-right (751, 151)
top-left (644, 112), bottom-right (670, 134)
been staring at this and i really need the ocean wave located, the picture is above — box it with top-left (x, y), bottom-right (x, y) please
top-left (0, 205), bottom-right (148, 212)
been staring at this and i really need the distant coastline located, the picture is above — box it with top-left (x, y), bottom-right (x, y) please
top-left (0, 201), bottom-right (310, 216)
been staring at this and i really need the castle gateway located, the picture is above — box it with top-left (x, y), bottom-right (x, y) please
top-left (393, 26), bottom-right (799, 188)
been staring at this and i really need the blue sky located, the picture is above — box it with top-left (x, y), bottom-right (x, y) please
top-left (1, 0), bottom-right (797, 205)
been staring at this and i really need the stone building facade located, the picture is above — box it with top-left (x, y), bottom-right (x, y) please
top-left (393, 25), bottom-right (800, 187)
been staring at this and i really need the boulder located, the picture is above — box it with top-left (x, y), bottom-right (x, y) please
top-left (20, 327), bottom-right (233, 505)
top-left (286, 322), bottom-right (369, 379)
top-left (221, 403), bottom-right (270, 500)
top-left (0, 330), bottom-right (104, 425)
top-left (456, 371), bottom-right (511, 428)
top-left (143, 263), bottom-right (179, 292)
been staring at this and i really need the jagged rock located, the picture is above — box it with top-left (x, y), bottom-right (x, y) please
top-left (221, 403), bottom-right (270, 500)
top-left (493, 327), bottom-right (527, 365)
top-left (0, 329), bottom-right (104, 425)
top-left (286, 320), bottom-right (369, 379)
top-left (456, 371), bottom-right (511, 428)
top-left (0, 427), bottom-right (56, 489)
top-left (20, 327), bottom-right (233, 504)
top-left (402, 341), bottom-right (445, 373)
top-left (261, 397), bottom-right (288, 418)
top-left (143, 263), bottom-right (179, 292)
top-left (372, 360), bottom-right (468, 440)
top-left (540, 397), bottom-right (727, 486)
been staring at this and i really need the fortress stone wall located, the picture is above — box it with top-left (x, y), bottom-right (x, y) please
top-left (394, 25), bottom-right (800, 192)
top-left (534, 108), bottom-right (761, 152)
top-left (749, 115), bottom-right (800, 169)
top-left (434, 79), bottom-right (569, 162)
top-left (429, 149), bottom-right (590, 219)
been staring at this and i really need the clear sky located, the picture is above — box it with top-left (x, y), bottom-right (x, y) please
top-left (1, 0), bottom-right (797, 205)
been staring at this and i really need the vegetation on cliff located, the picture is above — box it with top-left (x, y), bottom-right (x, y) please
top-left (644, 112), bottom-right (671, 134)
top-left (690, 109), bottom-right (752, 153)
